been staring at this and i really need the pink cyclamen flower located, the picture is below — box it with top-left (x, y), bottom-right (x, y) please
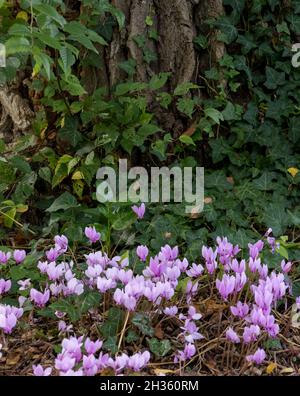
top-left (85, 226), bottom-right (101, 244)
top-left (186, 263), bottom-right (204, 278)
top-left (248, 240), bottom-right (264, 260)
top-left (174, 343), bottom-right (196, 363)
top-left (136, 245), bottom-right (149, 262)
top-left (0, 251), bottom-right (11, 264)
top-left (13, 250), bottom-right (26, 264)
top-left (132, 203), bottom-right (145, 219)
top-left (296, 296), bottom-right (300, 310)
top-left (127, 351), bottom-right (151, 372)
top-left (0, 279), bottom-right (11, 295)
top-left (243, 325), bottom-right (260, 344)
top-left (246, 348), bottom-right (266, 365)
top-left (216, 274), bottom-right (236, 300)
top-left (30, 288), bottom-right (50, 307)
top-left (33, 364), bottom-right (52, 376)
top-left (84, 338), bottom-right (103, 355)
top-left (281, 260), bottom-right (292, 273)
top-left (46, 248), bottom-right (60, 262)
top-left (17, 279), bottom-right (31, 291)
top-left (54, 235), bottom-right (68, 253)
top-left (55, 354), bottom-right (76, 372)
top-left (163, 306), bottom-right (178, 316)
top-left (226, 328), bottom-right (240, 343)
top-left (230, 301), bottom-right (249, 318)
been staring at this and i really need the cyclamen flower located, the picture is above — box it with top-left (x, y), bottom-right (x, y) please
top-left (246, 348), bottom-right (266, 365)
top-left (249, 257), bottom-right (261, 273)
top-left (163, 306), bottom-right (178, 316)
top-left (230, 302), bottom-right (249, 318)
top-left (13, 250), bottom-right (26, 264)
top-left (230, 259), bottom-right (246, 274)
top-left (85, 226), bottom-right (101, 244)
top-left (30, 288), bottom-right (50, 307)
top-left (185, 280), bottom-right (199, 303)
top-left (248, 240), bottom-right (264, 260)
top-left (83, 354), bottom-right (98, 376)
top-left (136, 245), bottom-right (149, 262)
top-left (0, 279), bottom-right (11, 295)
top-left (54, 235), bottom-right (68, 253)
top-left (0, 251), bottom-right (11, 264)
top-left (0, 304), bottom-right (23, 334)
top-left (127, 351), bottom-right (151, 372)
top-left (109, 353), bottom-right (129, 373)
top-left (181, 320), bottom-right (203, 343)
top-left (234, 272), bottom-right (247, 293)
top-left (243, 325), bottom-right (260, 344)
top-left (226, 328), bottom-right (240, 343)
top-left (187, 306), bottom-right (202, 321)
top-left (55, 353), bottom-right (76, 372)
top-left (61, 336), bottom-right (83, 362)
top-left (202, 246), bottom-right (217, 274)
top-left (84, 338), bottom-right (103, 355)
top-left (296, 296), bottom-right (300, 310)
top-left (216, 237), bottom-right (240, 266)
top-left (186, 263), bottom-right (204, 278)
top-left (174, 343), bottom-right (196, 363)
top-left (131, 203), bottom-right (145, 219)
top-left (281, 260), bottom-right (292, 273)
top-left (58, 321), bottom-right (73, 334)
top-left (216, 274), bottom-right (236, 300)
top-left (17, 278), bottom-right (31, 291)
top-left (97, 277), bottom-right (116, 293)
top-left (0, 343), bottom-right (2, 359)
top-left (46, 248), bottom-right (60, 262)
top-left (33, 364), bottom-right (52, 376)
top-left (65, 278), bottom-right (84, 296)
top-left (60, 369), bottom-right (83, 376)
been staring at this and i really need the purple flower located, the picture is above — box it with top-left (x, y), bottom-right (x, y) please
top-left (0, 279), bottom-right (11, 295)
top-left (202, 246), bottom-right (217, 274)
top-left (13, 250), bottom-right (26, 264)
top-left (163, 306), bottom-right (178, 316)
top-left (97, 277), bottom-right (116, 293)
top-left (246, 348), bottom-right (266, 365)
top-left (174, 343), bottom-right (196, 363)
top-left (85, 338), bottom-right (103, 355)
top-left (226, 328), bottom-right (240, 343)
top-left (249, 257), bottom-right (261, 273)
top-left (127, 351), bottom-right (151, 372)
top-left (248, 240), bottom-right (264, 260)
top-left (33, 364), bottom-right (52, 376)
top-left (55, 353), bottom-right (76, 372)
top-left (60, 369), bottom-right (83, 376)
top-left (85, 226), bottom-right (101, 244)
top-left (46, 248), bottom-right (60, 262)
top-left (234, 272), bottom-right (247, 293)
top-left (61, 336), bottom-right (83, 362)
top-left (296, 296), bottom-right (300, 310)
top-left (132, 203), bottom-right (145, 219)
top-left (136, 245), bottom-right (149, 262)
top-left (230, 302), bottom-right (249, 318)
top-left (243, 325), bottom-right (260, 344)
top-left (186, 263), bottom-right (204, 278)
top-left (109, 353), bottom-right (129, 373)
top-left (54, 235), bottom-right (68, 253)
top-left (17, 278), bottom-right (31, 291)
top-left (230, 259), bottom-right (246, 274)
top-left (0, 251), bottom-right (11, 264)
top-left (216, 237), bottom-right (240, 266)
top-left (83, 354), bottom-right (98, 376)
top-left (188, 306), bottom-right (202, 321)
top-left (281, 260), bottom-right (292, 273)
top-left (181, 319), bottom-right (203, 343)
top-left (216, 274), bottom-right (236, 300)
top-left (30, 288), bottom-right (50, 307)
top-left (0, 305), bottom-right (23, 334)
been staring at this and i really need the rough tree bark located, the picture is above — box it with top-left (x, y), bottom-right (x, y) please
top-left (1, 1), bottom-right (224, 141)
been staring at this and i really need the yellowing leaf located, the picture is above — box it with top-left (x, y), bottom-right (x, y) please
top-left (266, 362), bottom-right (277, 374)
top-left (288, 167), bottom-right (299, 177)
top-left (16, 11), bottom-right (29, 22)
top-left (72, 171), bottom-right (84, 180)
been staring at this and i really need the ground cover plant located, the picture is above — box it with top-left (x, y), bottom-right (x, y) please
top-left (0, 0), bottom-right (300, 376)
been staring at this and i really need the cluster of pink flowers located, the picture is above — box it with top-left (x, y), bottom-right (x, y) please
top-left (0, 304), bottom-right (23, 334)
top-left (0, 216), bottom-right (298, 375)
top-left (33, 335), bottom-right (150, 376)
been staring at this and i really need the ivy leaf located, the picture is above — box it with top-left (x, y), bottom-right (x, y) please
top-left (149, 72), bottom-right (171, 90)
top-left (264, 67), bottom-right (285, 89)
top-left (174, 82), bottom-right (199, 96)
top-left (46, 192), bottom-right (78, 212)
top-left (205, 108), bottom-right (224, 124)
